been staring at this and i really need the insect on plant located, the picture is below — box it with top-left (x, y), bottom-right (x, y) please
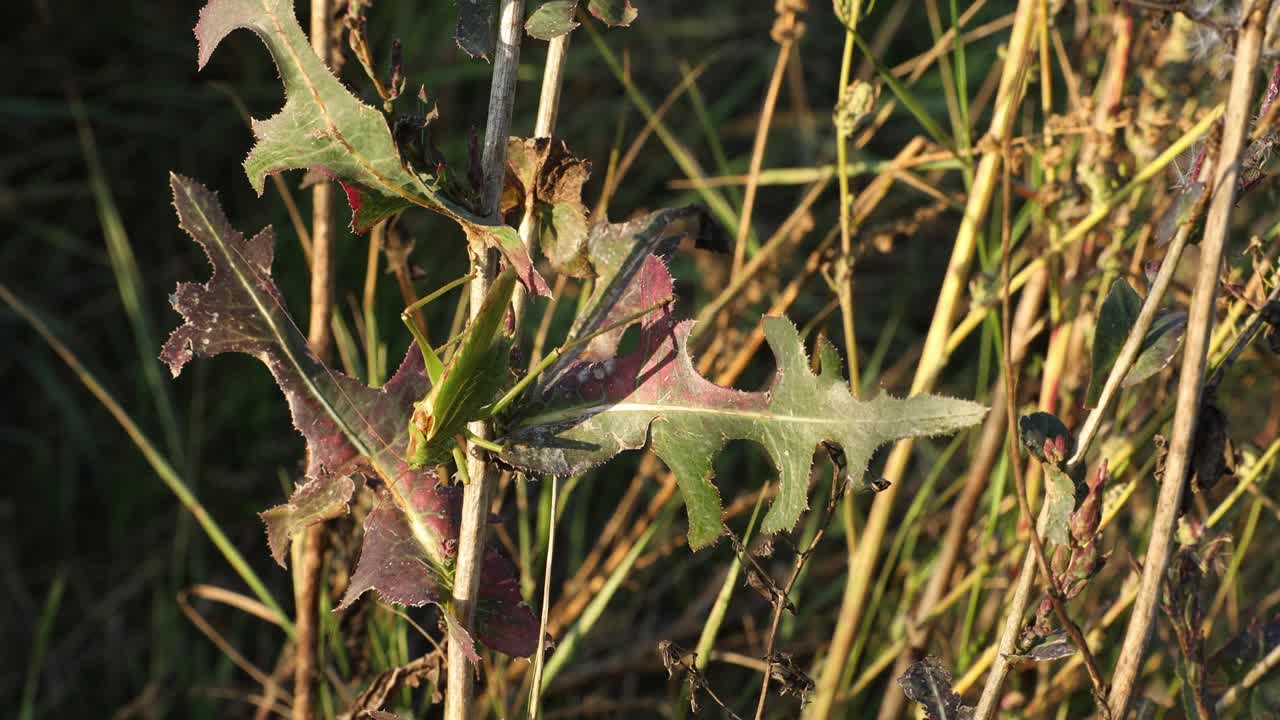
top-left (398, 265), bottom-right (673, 482)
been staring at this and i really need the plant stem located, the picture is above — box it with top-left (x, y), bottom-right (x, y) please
top-left (943, 103), bottom-right (1226, 356)
top-left (1216, 635), bottom-right (1280, 711)
top-left (1108, 2), bottom-right (1272, 715)
top-left (997, 142), bottom-right (1108, 702)
top-left (1067, 196), bottom-right (1206, 468)
top-left (731, 1), bottom-right (801, 278)
top-left (754, 479), bottom-right (846, 720)
top-left (833, 0), bottom-right (862, 404)
top-left (447, 3), bottom-right (525, 718)
top-left (808, 2), bottom-right (1038, 715)
top-left (878, 268), bottom-right (1047, 720)
top-left (295, 2), bottom-right (337, 716)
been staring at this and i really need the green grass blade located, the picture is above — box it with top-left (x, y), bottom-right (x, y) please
top-left (18, 573), bottom-right (65, 720)
top-left (583, 22), bottom-right (741, 236)
top-left (70, 94), bottom-right (185, 466)
top-left (1, 285), bottom-right (295, 636)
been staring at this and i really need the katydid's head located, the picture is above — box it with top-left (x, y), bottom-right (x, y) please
top-left (406, 404), bottom-right (452, 468)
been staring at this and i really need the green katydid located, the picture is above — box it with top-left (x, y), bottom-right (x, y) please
top-left (400, 266), bottom-right (672, 483)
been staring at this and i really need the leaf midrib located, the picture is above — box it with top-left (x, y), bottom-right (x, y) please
top-left (511, 398), bottom-right (968, 432)
top-left (181, 180), bottom-right (375, 461)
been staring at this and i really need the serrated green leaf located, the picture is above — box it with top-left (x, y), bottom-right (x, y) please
top-left (1086, 278), bottom-right (1142, 407)
top-left (526, 0), bottom-right (580, 40)
top-left (195, 0), bottom-right (429, 202)
top-left (194, 0), bottom-right (548, 294)
top-left (499, 314), bottom-right (986, 548)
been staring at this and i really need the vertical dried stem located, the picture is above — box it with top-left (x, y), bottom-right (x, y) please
top-left (447, 2), bottom-right (525, 719)
top-left (294, 3), bottom-right (335, 718)
top-left (808, 2), bottom-right (1038, 715)
top-left (833, 0), bottom-right (864, 403)
top-left (998, 141), bottom-right (1107, 702)
top-left (1108, 2), bottom-right (1272, 716)
top-left (731, 0), bottom-right (803, 278)
top-left (972, 510), bottom-right (1047, 718)
top-left (517, 28), bottom-right (572, 720)
top-left (306, 0), bottom-right (336, 363)
top-left (527, 476), bottom-right (558, 720)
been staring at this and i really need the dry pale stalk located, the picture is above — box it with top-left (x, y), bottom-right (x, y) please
top-left (295, 2), bottom-right (336, 718)
top-left (972, 317), bottom-right (1079, 719)
top-left (731, 0), bottom-right (806, 278)
top-left (1108, 1), bottom-right (1272, 716)
top-left (516, 28), bottom-right (572, 720)
top-left (807, 1), bottom-right (1039, 715)
top-left (447, 2), bottom-right (525, 718)
top-left (971, 140), bottom-right (1210, 720)
top-left (1069, 193), bottom-right (1205, 468)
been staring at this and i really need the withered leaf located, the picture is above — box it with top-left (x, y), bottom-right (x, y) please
top-left (526, 0), bottom-right (580, 40)
top-left (261, 472), bottom-right (357, 566)
top-left (588, 0), bottom-right (638, 26)
top-left (897, 656), bottom-right (974, 720)
top-left (455, 0), bottom-right (496, 61)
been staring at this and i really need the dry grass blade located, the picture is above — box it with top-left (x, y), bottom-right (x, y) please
top-left (178, 590), bottom-right (293, 705)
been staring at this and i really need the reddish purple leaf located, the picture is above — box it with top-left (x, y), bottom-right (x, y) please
top-left (260, 472), bottom-right (356, 566)
top-left (337, 473), bottom-right (537, 657)
top-left (162, 174), bottom-right (537, 656)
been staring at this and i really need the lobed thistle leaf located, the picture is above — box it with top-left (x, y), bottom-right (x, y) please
top-left (193, 0), bottom-right (547, 294)
top-left (162, 174), bottom-right (537, 656)
top-left (897, 656), bottom-right (974, 720)
top-left (497, 220), bottom-right (985, 548)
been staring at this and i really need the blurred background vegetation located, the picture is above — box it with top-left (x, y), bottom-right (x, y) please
top-left (6, 0), bottom-right (1280, 718)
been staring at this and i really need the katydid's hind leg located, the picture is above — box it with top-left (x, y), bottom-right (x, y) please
top-left (450, 445), bottom-right (473, 485)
